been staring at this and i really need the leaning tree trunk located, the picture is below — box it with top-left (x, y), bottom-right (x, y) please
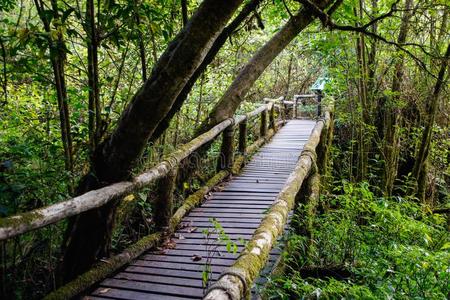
top-left (149, 0), bottom-right (263, 143)
top-left (60, 0), bottom-right (244, 282)
top-left (196, 0), bottom-right (335, 135)
top-left (382, 0), bottom-right (413, 196)
top-left (412, 43), bottom-right (450, 202)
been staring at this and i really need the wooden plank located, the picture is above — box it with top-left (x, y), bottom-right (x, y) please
top-left (92, 287), bottom-right (195, 300)
top-left (170, 244), bottom-right (244, 252)
top-left (231, 178), bottom-right (287, 182)
top-left (201, 203), bottom-right (270, 209)
top-left (212, 192), bottom-right (278, 197)
top-left (177, 227), bottom-right (256, 234)
top-left (178, 221), bottom-right (260, 229)
top-left (124, 266), bottom-right (221, 279)
top-left (187, 212), bottom-right (264, 218)
top-left (173, 237), bottom-right (247, 245)
top-left (114, 272), bottom-right (205, 287)
top-left (100, 278), bottom-right (205, 298)
top-left (148, 249), bottom-right (238, 259)
top-left (191, 208), bottom-right (266, 214)
top-left (182, 216), bottom-right (263, 223)
top-left (132, 260), bottom-right (226, 273)
top-left (141, 255), bottom-right (235, 267)
top-left (174, 232), bottom-right (253, 239)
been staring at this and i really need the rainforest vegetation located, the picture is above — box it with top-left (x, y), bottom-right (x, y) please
top-left (0, 0), bottom-right (449, 299)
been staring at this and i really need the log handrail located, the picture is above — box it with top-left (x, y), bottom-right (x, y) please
top-left (0, 100), bottom-right (283, 241)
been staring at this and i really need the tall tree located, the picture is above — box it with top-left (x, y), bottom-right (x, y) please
top-left (33, 0), bottom-right (74, 175)
top-left (85, 0), bottom-right (101, 153)
top-left (412, 43), bottom-right (450, 201)
top-left (382, 0), bottom-right (414, 196)
top-left (60, 0), bottom-right (244, 282)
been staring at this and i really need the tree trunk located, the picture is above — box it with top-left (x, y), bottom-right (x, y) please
top-left (354, 1), bottom-right (370, 181)
top-left (197, 0), bottom-right (335, 135)
top-left (34, 0), bottom-right (73, 175)
top-left (367, 0), bottom-right (378, 93)
top-left (194, 73), bottom-right (205, 126)
top-left (284, 53), bottom-right (294, 99)
top-left (0, 38), bottom-right (7, 106)
top-left (134, 0), bottom-right (147, 82)
top-left (60, 0), bottom-right (244, 282)
top-left (382, 0), bottom-right (413, 196)
top-left (181, 0), bottom-right (188, 26)
top-left (413, 43), bottom-right (450, 202)
top-left (86, 0), bottom-right (101, 153)
top-left (149, 0), bottom-right (262, 143)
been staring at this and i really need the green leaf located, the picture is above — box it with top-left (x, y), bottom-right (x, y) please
top-left (61, 8), bottom-right (75, 23)
top-left (440, 242), bottom-right (450, 250)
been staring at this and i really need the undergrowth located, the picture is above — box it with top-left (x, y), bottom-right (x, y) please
top-left (264, 181), bottom-right (450, 299)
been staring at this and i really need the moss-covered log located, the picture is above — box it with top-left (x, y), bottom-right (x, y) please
top-left (204, 113), bottom-right (329, 300)
top-left (154, 168), bottom-right (178, 229)
top-left (260, 109), bottom-right (267, 138)
top-left (238, 120), bottom-right (247, 155)
top-left (217, 125), bottom-right (235, 171)
top-left (43, 232), bottom-right (162, 300)
top-left (316, 109), bottom-right (334, 188)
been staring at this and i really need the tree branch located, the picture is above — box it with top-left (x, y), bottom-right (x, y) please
top-left (297, 0), bottom-right (439, 78)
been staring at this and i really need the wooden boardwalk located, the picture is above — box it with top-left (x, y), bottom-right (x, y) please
top-left (88, 119), bottom-right (316, 300)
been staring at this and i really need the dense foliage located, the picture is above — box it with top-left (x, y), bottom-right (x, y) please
top-left (264, 182), bottom-right (449, 299)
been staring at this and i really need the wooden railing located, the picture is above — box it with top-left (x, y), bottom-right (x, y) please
top-left (273, 94), bottom-right (321, 119)
top-left (0, 99), bottom-right (283, 241)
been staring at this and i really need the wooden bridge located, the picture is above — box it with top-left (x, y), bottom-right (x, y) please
top-left (0, 95), bottom-right (333, 300)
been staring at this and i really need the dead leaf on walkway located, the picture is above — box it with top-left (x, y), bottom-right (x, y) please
top-left (191, 255), bottom-right (202, 261)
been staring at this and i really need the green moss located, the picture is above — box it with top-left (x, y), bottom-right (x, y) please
top-left (231, 155), bottom-right (245, 175)
top-left (168, 170), bottom-right (229, 233)
top-left (0, 211), bottom-right (44, 236)
top-left (44, 232), bottom-right (162, 300)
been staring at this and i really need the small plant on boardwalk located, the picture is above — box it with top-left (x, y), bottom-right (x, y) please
top-left (201, 218), bottom-right (242, 290)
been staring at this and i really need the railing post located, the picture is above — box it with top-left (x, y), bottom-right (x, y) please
top-left (217, 125), bottom-right (234, 171)
top-left (293, 97), bottom-right (298, 119)
top-left (154, 167), bottom-right (178, 230)
top-left (317, 92), bottom-right (323, 117)
top-left (260, 109), bottom-right (267, 138)
top-left (268, 104), bottom-right (275, 131)
top-left (238, 119), bottom-right (247, 155)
